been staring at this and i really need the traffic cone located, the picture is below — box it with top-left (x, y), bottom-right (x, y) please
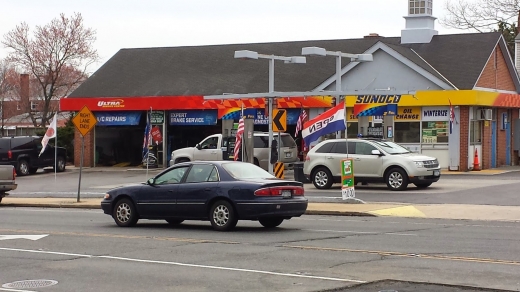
top-left (473, 148), bottom-right (481, 171)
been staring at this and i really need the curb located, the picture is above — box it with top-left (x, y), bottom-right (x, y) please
top-left (1, 202), bottom-right (377, 217)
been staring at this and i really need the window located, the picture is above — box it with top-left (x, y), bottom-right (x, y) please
top-left (422, 121), bottom-right (449, 143)
top-left (470, 120), bottom-right (482, 144)
top-left (185, 164), bottom-right (219, 183)
top-left (315, 142), bottom-right (335, 153)
top-left (280, 135), bottom-right (296, 147)
top-left (394, 122), bottom-right (420, 143)
top-left (222, 162), bottom-right (274, 179)
top-left (331, 142), bottom-right (356, 155)
top-left (355, 142), bottom-right (377, 155)
top-left (30, 101), bottom-right (37, 111)
top-left (154, 166), bottom-right (189, 185)
top-left (409, 0), bottom-right (432, 14)
top-left (372, 141), bottom-right (411, 155)
top-left (199, 136), bottom-right (218, 149)
top-left (254, 136), bottom-right (269, 148)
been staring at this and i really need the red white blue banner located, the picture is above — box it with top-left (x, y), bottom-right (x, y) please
top-left (302, 103), bottom-right (346, 146)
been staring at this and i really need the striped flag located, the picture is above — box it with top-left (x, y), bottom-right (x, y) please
top-left (294, 108), bottom-right (308, 137)
top-left (234, 117), bottom-right (245, 161)
top-left (142, 109), bottom-right (152, 159)
top-left (39, 114), bottom-right (57, 157)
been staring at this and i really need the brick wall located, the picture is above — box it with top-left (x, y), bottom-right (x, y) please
top-left (459, 106), bottom-right (469, 171)
top-left (475, 46), bottom-right (516, 91)
top-left (74, 128), bottom-right (95, 167)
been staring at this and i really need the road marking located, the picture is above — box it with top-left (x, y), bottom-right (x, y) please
top-left (0, 247), bottom-right (92, 258)
top-left (304, 229), bottom-right (417, 236)
top-left (0, 235), bottom-right (48, 241)
top-left (0, 288), bottom-right (37, 292)
top-left (0, 247), bottom-right (365, 284)
top-left (369, 205), bottom-right (426, 218)
top-left (283, 245), bottom-right (520, 266)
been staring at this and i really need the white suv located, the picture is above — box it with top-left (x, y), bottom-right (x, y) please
top-left (303, 139), bottom-right (441, 191)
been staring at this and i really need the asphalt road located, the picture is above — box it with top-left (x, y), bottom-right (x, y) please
top-left (0, 208), bottom-right (519, 291)
top-left (9, 168), bottom-right (520, 206)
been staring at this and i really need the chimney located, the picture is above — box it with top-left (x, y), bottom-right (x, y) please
top-left (401, 0), bottom-right (438, 44)
top-left (20, 74), bottom-right (29, 107)
top-left (364, 33), bottom-right (382, 39)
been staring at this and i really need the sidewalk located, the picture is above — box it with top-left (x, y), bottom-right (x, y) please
top-left (3, 197), bottom-right (520, 222)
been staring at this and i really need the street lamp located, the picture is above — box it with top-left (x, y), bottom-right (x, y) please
top-left (234, 50), bottom-right (306, 174)
top-left (301, 47), bottom-right (373, 138)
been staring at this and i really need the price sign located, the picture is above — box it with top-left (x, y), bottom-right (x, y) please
top-left (342, 187), bottom-right (356, 200)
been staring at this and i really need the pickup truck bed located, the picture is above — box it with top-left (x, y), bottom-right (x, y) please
top-left (0, 165), bottom-right (17, 203)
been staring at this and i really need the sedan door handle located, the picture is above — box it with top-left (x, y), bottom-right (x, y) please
top-left (326, 156), bottom-right (334, 159)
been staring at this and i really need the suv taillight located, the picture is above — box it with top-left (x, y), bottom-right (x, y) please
top-left (12, 167), bottom-right (16, 180)
top-left (7, 150), bottom-right (12, 159)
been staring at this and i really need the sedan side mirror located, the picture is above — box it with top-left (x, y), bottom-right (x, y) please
top-left (371, 149), bottom-right (383, 156)
top-left (147, 178), bottom-right (155, 185)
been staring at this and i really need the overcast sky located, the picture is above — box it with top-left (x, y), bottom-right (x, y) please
top-left (1, 0), bottom-right (474, 73)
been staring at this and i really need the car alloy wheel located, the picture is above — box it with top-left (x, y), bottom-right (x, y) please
top-left (209, 200), bottom-right (237, 231)
top-left (112, 199), bottom-right (138, 227)
top-left (386, 168), bottom-right (408, 191)
top-left (55, 157), bottom-right (66, 172)
top-left (312, 167), bottom-right (333, 189)
top-left (17, 160), bottom-right (29, 176)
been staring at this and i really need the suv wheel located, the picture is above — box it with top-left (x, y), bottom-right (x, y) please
top-left (17, 160), bottom-right (30, 176)
top-left (312, 167), bottom-right (333, 189)
top-left (385, 168), bottom-right (409, 191)
top-left (55, 156), bottom-right (66, 172)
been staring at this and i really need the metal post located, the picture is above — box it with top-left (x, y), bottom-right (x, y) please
top-left (54, 134), bottom-right (57, 181)
top-left (336, 54), bottom-right (342, 139)
top-left (77, 136), bottom-right (84, 203)
top-left (268, 57), bottom-right (275, 174)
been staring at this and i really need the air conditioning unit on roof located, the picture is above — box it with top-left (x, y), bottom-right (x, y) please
top-left (476, 109), bottom-right (492, 121)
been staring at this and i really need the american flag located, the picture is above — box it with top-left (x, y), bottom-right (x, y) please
top-left (295, 109), bottom-right (308, 137)
top-left (449, 99), bottom-right (455, 134)
top-left (234, 117), bottom-right (245, 161)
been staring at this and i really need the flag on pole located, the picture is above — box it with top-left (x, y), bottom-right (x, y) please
top-left (39, 114), bottom-right (57, 157)
top-left (301, 103), bottom-right (346, 147)
top-left (295, 108), bottom-right (308, 137)
top-left (449, 98), bottom-right (455, 134)
top-left (234, 117), bottom-right (245, 161)
top-left (142, 110), bottom-right (152, 160)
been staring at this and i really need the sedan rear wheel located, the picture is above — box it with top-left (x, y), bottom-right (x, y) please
top-left (259, 217), bottom-right (284, 228)
top-left (312, 167), bottom-right (333, 189)
top-left (385, 168), bottom-right (409, 191)
top-left (209, 200), bottom-right (237, 231)
top-left (113, 198), bottom-right (138, 227)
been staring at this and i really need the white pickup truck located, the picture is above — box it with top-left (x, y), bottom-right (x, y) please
top-left (169, 132), bottom-right (299, 170)
top-left (0, 165), bottom-right (17, 203)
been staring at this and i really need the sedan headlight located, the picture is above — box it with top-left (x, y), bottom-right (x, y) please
top-left (414, 161), bottom-right (424, 168)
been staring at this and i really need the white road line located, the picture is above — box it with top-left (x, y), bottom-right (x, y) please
top-left (0, 288), bottom-right (36, 292)
top-left (0, 247), bottom-right (92, 258)
top-left (0, 247), bottom-right (365, 284)
top-left (304, 229), bottom-right (417, 236)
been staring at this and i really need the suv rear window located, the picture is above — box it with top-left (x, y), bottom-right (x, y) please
top-left (281, 135), bottom-right (296, 147)
top-left (0, 139), bottom-right (10, 150)
top-left (253, 135), bottom-right (296, 148)
top-left (11, 137), bottom-right (35, 150)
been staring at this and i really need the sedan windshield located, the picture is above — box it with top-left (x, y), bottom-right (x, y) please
top-left (372, 141), bottom-right (411, 155)
top-left (222, 162), bottom-right (275, 179)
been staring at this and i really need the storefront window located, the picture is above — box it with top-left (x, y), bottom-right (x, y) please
top-left (470, 120), bottom-right (482, 144)
top-left (421, 121), bottom-right (448, 143)
top-left (339, 122), bottom-right (359, 138)
top-left (394, 122), bottom-right (420, 143)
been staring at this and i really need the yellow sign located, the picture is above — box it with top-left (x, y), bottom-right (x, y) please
top-left (273, 109), bottom-right (286, 132)
top-left (72, 106), bottom-right (97, 136)
top-left (394, 107), bottom-right (421, 121)
top-left (274, 162), bottom-right (284, 179)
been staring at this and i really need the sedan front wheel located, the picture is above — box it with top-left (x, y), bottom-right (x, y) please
top-left (209, 200), bottom-right (237, 231)
top-left (113, 198), bottom-right (138, 227)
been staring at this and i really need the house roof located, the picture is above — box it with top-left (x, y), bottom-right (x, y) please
top-left (68, 32), bottom-right (506, 98)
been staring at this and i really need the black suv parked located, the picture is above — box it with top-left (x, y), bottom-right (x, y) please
top-left (0, 136), bottom-right (67, 176)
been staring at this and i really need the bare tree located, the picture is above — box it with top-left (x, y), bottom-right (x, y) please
top-left (441, 0), bottom-right (520, 32)
top-left (2, 12), bottom-right (98, 128)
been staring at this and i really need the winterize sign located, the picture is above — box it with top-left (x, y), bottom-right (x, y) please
top-left (422, 106), bottom-right (450, 122)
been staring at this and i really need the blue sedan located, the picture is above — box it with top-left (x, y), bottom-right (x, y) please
top-left (101, 161), bottom-right (308, 231)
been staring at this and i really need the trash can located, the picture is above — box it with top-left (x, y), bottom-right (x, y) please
top-left (293, 162), bottom-right (310, 183)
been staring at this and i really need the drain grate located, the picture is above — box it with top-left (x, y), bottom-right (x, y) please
top-left (2, 279), bottom-right (58, 289)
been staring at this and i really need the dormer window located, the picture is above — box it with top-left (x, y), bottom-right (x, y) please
top-left (409, 0), bottom-right (432, 15)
